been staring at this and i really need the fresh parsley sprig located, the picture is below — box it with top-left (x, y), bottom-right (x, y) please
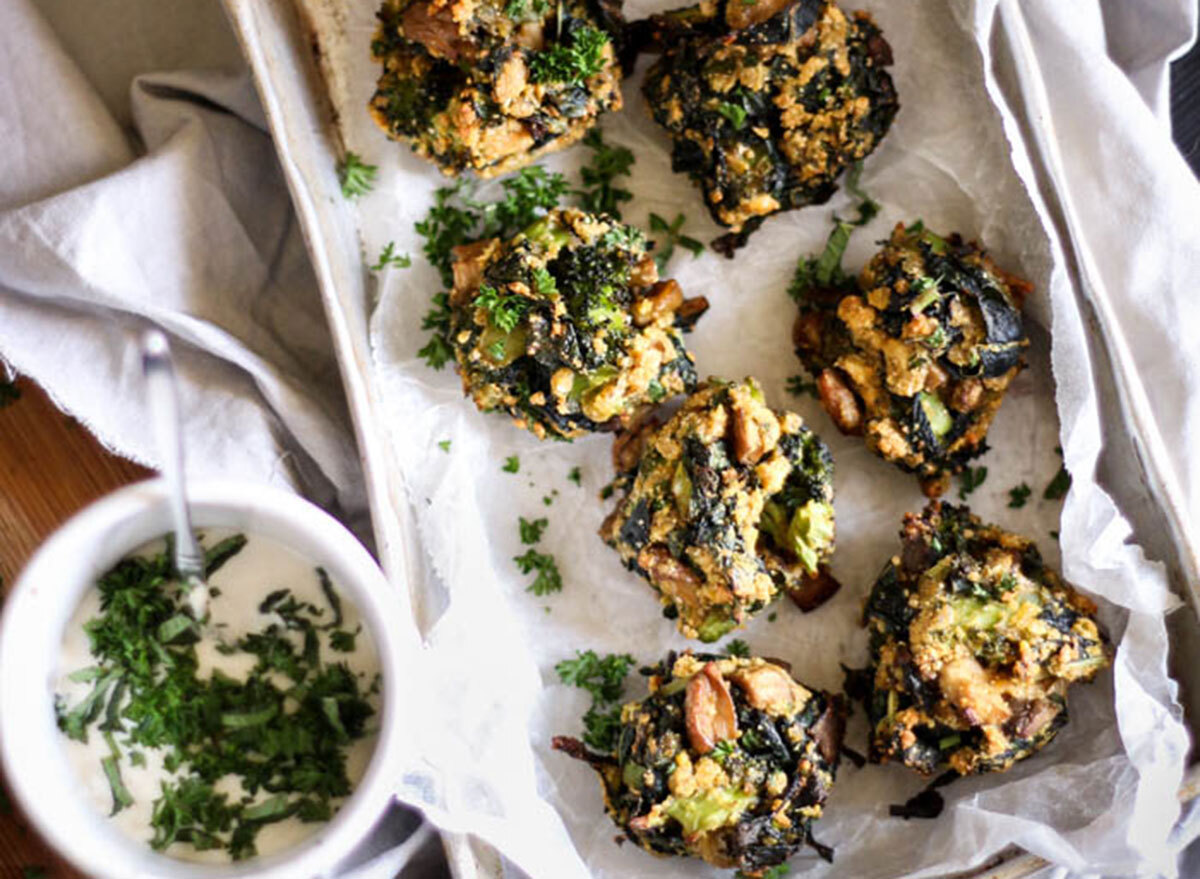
top-left (337, 152), bottom-right (377, 199)
top-left (649, 212), bottom-right (704, 272)
top-left (556, 650), bottom-right (635, 751)
top-left (576, 129), bottom-right (634, 219)
top-left (530, 25), bottom-right (609, 85)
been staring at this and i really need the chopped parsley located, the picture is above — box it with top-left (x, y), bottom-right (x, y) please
top-left (717, 101), bottom-right (748, 130)
top-left (957, 465), bottom-right (988, 499)
top-left (1044, 464), bottom-right (1071, 500)
top-left (502, 455), bottom-right (520, 473)
top-left (1008, 482), bottom-right (1032, 508)
top-left (514, 548), bottom-right (562, 595)
top-left (576, 128), bottom-right (634, 219)
top-left (530, 25), bottom-right (609, 85)
top-left (475, 284), bottom-right (529, 333)
top-left (337, 152), bottom-right (377, 199)
top-left (649, 212), bottom-right (704, 272)
top-left (724, 638), bottom-right (750, 658)
top-left (415, 168), bottom-right (569, 366)
top-left (54, 538), bottom-right (373, 861)
top-left (519, 516), bottom-right (548, 544)
top-left (788, 164), bottom-right (878, 300)
top-left (369, 241), bottom-right (412, 271)
top-left (417, 292), bottom-right (454, 369)
top-left (785, 374), bottom-right (818, 398)
top-left (437, 439), bottom-right (452, 452)
top-left (568, 466), bottom-right (582, 485)
top-left (556, 650), bottom-right (635, 751)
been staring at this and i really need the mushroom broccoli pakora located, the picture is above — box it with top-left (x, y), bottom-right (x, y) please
top-left (554, 651), bottom-right (844, 871)
top-left (862, 502), bottom-right (1111, 776)
top-left (449, 208), bottom-right (708, 439)
top-left (641, 0), bottom-right (898, 251)
top-left (793, 222), bottom-right (1031, 496)
top-left (601, 378), bottom-right (837, 641)
top-left (370, 0), bottom-right (624, 177)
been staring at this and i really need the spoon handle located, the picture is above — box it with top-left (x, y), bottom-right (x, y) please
top-left (140, 330), bottom-right (205, 583)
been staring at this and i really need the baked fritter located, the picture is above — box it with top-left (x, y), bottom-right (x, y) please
top-left (370, 0), bottom-right (624, 177)
top-left (449, 208), bottom-right (707, 439)
top-left (641, 0), bottom-right (898, 251)
top-left (794, 222), bottom-right (1031, 496)
top-left (601, 378), bottom-right (837, 641)
top-left (554, 651), bottom-right (843, 871)
top-left (863, 502), bottom-right (1111, 776)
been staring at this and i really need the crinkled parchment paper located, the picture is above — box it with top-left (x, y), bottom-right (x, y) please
top-left (297, 0), bottom-right (1190, 874)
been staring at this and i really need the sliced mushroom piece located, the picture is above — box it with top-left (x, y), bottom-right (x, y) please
top-left (816, 369), bottom-right (864, 436)
top-left (730, 664), bottom-right (809, 717)
top-left (684, 662), bottom-right (739, 753)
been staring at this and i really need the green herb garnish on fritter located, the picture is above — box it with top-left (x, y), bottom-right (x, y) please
top-left (447, 207), bottom-right (708, 439)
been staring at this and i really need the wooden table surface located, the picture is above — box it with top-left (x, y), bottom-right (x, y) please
top-left (0, 378), bottom-right (150, 879)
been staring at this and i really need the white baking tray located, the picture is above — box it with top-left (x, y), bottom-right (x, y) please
top-left (218, 1), bottom-right (1200, 875)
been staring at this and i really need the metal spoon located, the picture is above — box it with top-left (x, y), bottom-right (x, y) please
top-left (141, 330), bottom-right (209, 619)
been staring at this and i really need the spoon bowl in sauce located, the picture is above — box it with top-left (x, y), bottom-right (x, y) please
top-left (0, 479), bottom-right (415, 879)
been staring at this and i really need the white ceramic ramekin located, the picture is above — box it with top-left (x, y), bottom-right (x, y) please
top-left (0, 479), bottom-right (410, 879)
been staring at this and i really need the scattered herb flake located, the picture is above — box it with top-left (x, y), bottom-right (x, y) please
top-left (568, 466), bottom-right (582, 486)
top-left (648, 212), bottom-right (705, 272)
top-left (1008, 483), bottom-right (1032, 508)
top-left (438, 439), bottom-right (452, 452)
top-left (724, 639), bottom-right (750, 658)
top-left (576, 129), bottom-right (634, 219)
top-left (717, 101), bottom-right (748, 130)
top-left (785, 374), bottom-right (818, 398)
top-left (1044, 464), bottom-right (1071, 500)
top-left (337, 152), bottom-right (377, 199)
top-left (369, 241), bottom-right (412, 272)
top-left (519, 517), bottom-right (548, 545)
top-left (502, 455), bottom-right (520, 474)
top-left (514, 548), bottom-right (562, 595)
top-left (957, 465), bottom-right (988, 500)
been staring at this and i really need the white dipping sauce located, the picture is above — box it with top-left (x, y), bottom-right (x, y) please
top-left (56, 529), bottom-right (381, 863)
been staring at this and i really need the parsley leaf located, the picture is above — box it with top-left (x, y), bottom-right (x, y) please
top-left (555, 650), bottom-right (635, 703)
top-left (1044, 464), bottom-right (1071, 500)
top-left (717, 101), bottom-right (748, 130)
top-left (519, 516), bottom-right (548, 544)
top-left (724, 638), bottom-right (750, 657)
top-left (417, 292), bottom-right (454, 369)
top-left (475, 284), bottom-right (529, 333)
top-left (514, 548), bottom-right (562, 595)
top-left (369, 241), bottom-right (412, 272)
top-left (957, 465), bottom-right (988, 499)
top-left (557, 651), bottom-right (635, 752)
top-left (785, 374), bottom-right (817, 398)
top-left (502, 455), bottom-right (520, 473)
top-left (788, 165), bottom-right (878, 301)
top-left (438, 439), bottom-right (451, 452)
top-left (568, 466), bottom-right (582, 485)
top-left (1008, 483), bottom-right (1031, 508)
top-left (337, 152), bottom-right (377, 199)
top-left (530, 26), bottom-right (609, 85)
top-left (649, 212), bottom-right (705, 271)
top-left (576, 128), bottom-right (634, 218)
